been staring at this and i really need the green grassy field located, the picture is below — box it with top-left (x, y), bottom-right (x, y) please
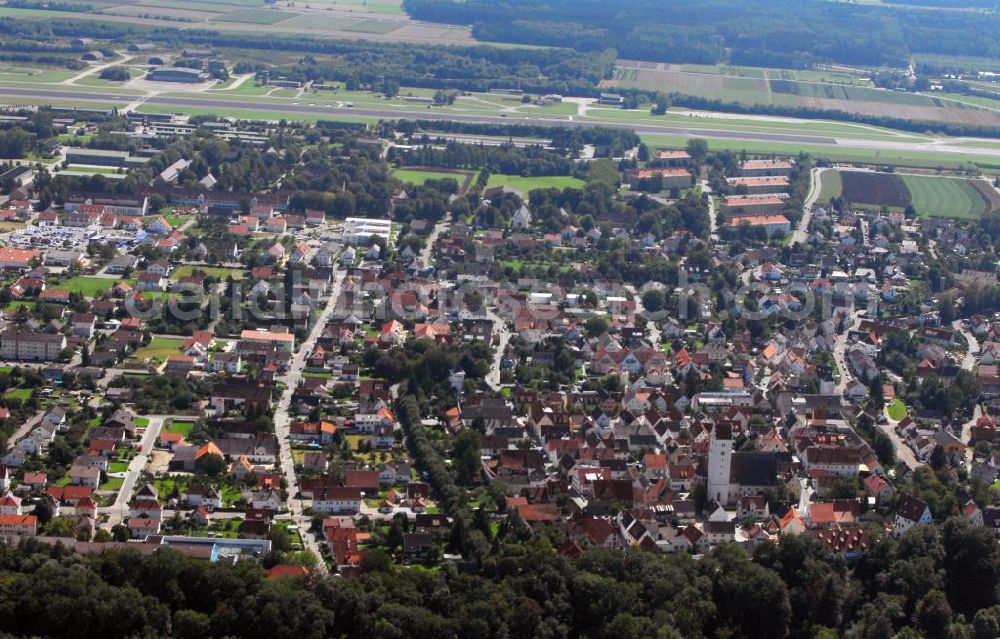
top-left (172, 265), bottom-right (245, 280)
top-left (298, 0), bottom-right (404, 14)
top-left (138, 0), bottom-right (267, 10)
top-left (0, 69), bottom-right (76, 83)
top-left (214, 8), bottom-right (297, 23)
top-left (901, 174), bottom-right (991, 219)
top-left (641, 134), bottom-right (1000, 173)
top-left (816, 169), bottom-right (843, 204)
top-left (100, 476), bottom-right (124, 491)
top-left (610, 60), bottom-right (997, 128)
top-left (5, 388), bottom-right (32, 401)
top-left (392, 168), bottom-right (468, 185)
top-left (3, 300), bottom-right (35, 313)
top-left (164, 419), bottom-right (195, 437)
top-left (914, 53), bottom-right (1000, 74)
top-left (0, 6), bottom-right (70, 17)
top-left (133, 337), bottom-right (186, 362)
top-left (277, 13), bottom-right (400, 32)
top-left (62, 166), bottom-right (123, 175)
top-left (486, 174), bottom-right (585, 193)
top-left (812, 170), bottom-right (991, 219)
top-left (51, 277), bottom-right (132, 297)
top-left (109, 461), bottom-right (129, 474)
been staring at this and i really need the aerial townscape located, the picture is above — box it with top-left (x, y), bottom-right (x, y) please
top-left (3, 0), bottom-right (1000, 638)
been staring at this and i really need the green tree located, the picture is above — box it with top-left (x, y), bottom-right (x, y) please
top-left (452, 428), bottom-right (482, 486)
top-left (585, 317), bottom-right (609, 338)
top-left (642, 289), bottom-right (666, 313)
top-left (173, 609), bottom-right (211, 639)
top-left (915, 590), bottom-right (953, 639)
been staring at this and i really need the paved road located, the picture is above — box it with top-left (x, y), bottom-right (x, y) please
top-left (3, 409), bottom-right (45, 453)
top-left (954, 319), bottom-right (981, 372)
top-left (700, 180), bottom-right (718, 240)
top-left (792, 167), bottom-right (826, 245)
top-left (954, 319), bottom-right (983, 456)
top-left (418, 219), bottom-right (447, 267)
top-left (271, 266), bottom-right (347, 574)
top-left (831, 308), bottom-right (865, 396)
top-left (8, 85), bottom-right (1000, 158)
top-left (97, 415), bottom-right (167, 527)
top-left (484, 303), bottom-right (510, 390)
top-left (880, 405), bottom-right (920, 471)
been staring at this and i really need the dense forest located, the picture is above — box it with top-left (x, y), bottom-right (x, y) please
top-left (1, 516), bottom-right (999, 639)
top-left (240, 46), bottom-right (617, 96)
top-left (403, 0), bottom-right (1000, 68)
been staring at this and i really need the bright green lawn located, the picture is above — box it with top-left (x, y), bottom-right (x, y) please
top-left (51, 277), bottom-right (132, 297)
top-left (900, 174), bottom-right (991, 220)
top-left (392, 169), bottom-right (468, 185)
top-left (100, 476), bottom-right (124, 491)
top-left (172, 265), bottom-right (245, 280)
top-left (485, 174), bottom-right (585, 194)
top-left (3, 300), bottom-right (35, 313)
top-left (816, 169), bottom-right (843, 204)
top-left (109, 461), bottom-right (129, 474)
top-left (5, 388), bottom-right (32, 401)
top-left (165, 419), bottom-right (195, 437)
top-left (133, 337), bottom-right (186, 361)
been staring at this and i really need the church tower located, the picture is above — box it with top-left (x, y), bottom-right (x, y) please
top-left (707, 422), bottom-right (733, 506)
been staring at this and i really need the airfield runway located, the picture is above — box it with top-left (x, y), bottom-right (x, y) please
top-left (2, 85), bottom-right (999, 160)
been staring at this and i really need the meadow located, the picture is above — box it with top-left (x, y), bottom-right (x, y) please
top-left (816, 170), bottom-right (993, 219)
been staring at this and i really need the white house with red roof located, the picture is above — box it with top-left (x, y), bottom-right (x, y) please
top-left (0, 492), bottom-right (21, 515)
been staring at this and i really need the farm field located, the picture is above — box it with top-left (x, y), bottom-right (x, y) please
top-left (212, 8), bottom-right (298, 24)
top-left (485, 174), bottom-right (585, 193)
top-left (103, 4), bottom-right (225, 19)
top-left (608, 60), bottom-right (1000, 128)
top-left (272, 13), bottom-right (360, 30)
top-left (914, 54), bottom-right (1000, 74)
top-left (900, 175), bottom-right (991, 219)
top-left (0, 0), bottom-right (469, 44)
top-left (136, 0), bottom-right (267, 9)
top-left (819, 170), bottom-right (994, 218)
top-left (284, 0), bottom-right (404, 14)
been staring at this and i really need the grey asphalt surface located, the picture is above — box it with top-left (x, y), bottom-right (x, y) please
top-left (5, 85), bottom-right (1000, 158)
top-left (0, 86), bottom-right (835, 145)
